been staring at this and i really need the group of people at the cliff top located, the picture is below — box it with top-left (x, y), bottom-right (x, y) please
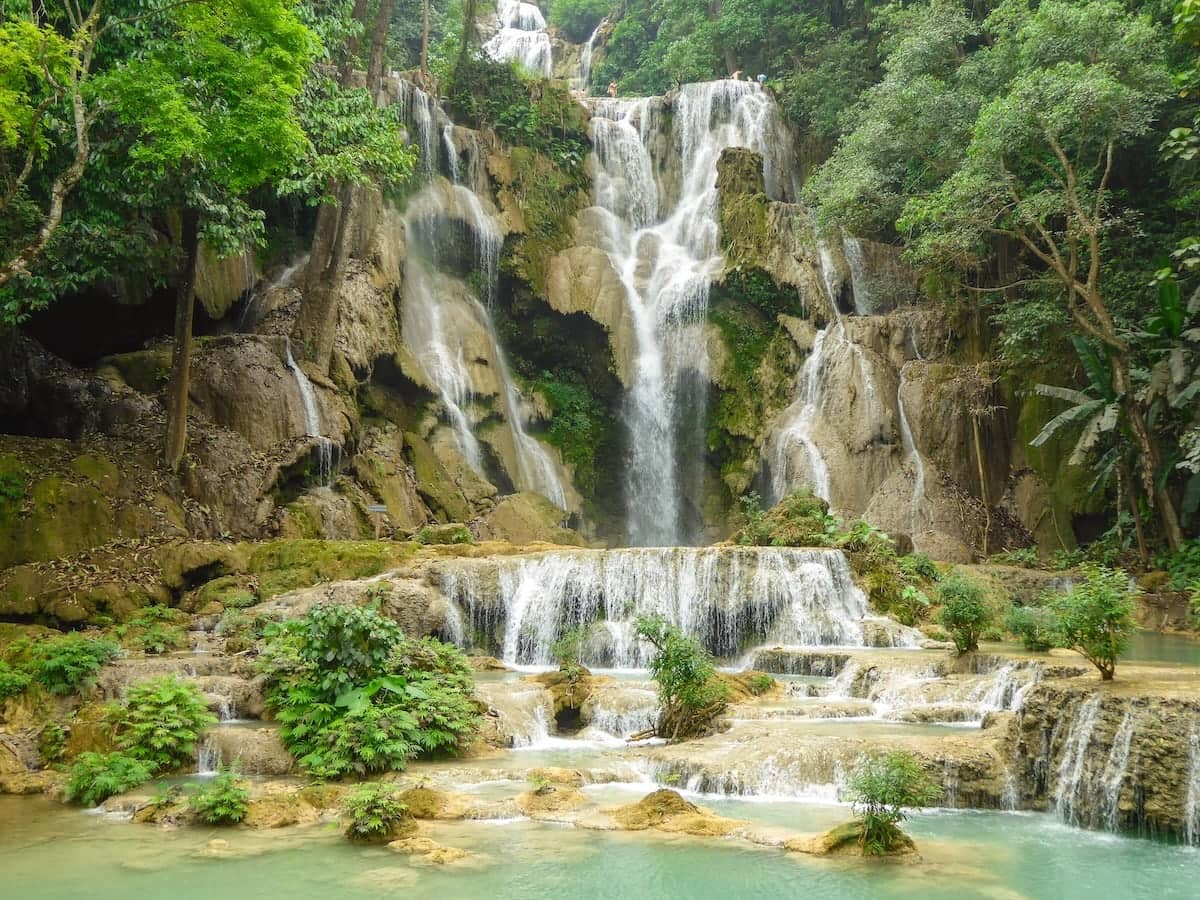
top-left (603, 70), bottom-right (766, 97)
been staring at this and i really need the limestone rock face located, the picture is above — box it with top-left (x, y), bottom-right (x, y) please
top-left (352, 426), bottom-right (430, 531)
top-left (204, 726), bottom-right (294, 777)
top-left (475, 493), bottom-right (585, 546)
top-left (189, 335), bottom-right (351, 451)
top-left (545, 245), bottom-right (636, 386)
top-left (195, 245), bottom-right (259, 320)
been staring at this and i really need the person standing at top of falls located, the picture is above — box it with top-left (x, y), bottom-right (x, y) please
top-left (731, 69), bottom-right (743, 80)
top-left (607, 80), bottom-right (618, 98)
top-left (757, 73), bottom-right (767, 86)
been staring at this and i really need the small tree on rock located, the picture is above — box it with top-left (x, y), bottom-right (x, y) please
top-left (1050, 565), bottom-right (1137, 680)
top-left (937, 574), bottom-right (992, 654)
top-left (634, 615), bottom-right (729, 740)
top-left (846, 751), bottom-right (941, 855)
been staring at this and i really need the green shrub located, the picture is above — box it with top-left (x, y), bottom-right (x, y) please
top-left (38, 720), bottom-right (67, 762)
top-left (747, 673), bottom-right (775, 696)
top-left (0, 660), bottom-right (31, 699)
top-left (529, 371), bottom-right (612, 496)
top-left (33, 634), bottom-right (120, 695)
top-left (634, 616), bottom-right (730, 739)
top-left (116, 607), bottom-right (189, 655)
top-left (65, 751), bottom-right (152, 807)
top-left (548, 0), bottom-right (609, 42)
top-left (1049, 566), bottom-right (1137, 680)
top-left (1154, 539), bottom-right (1200, 590)
top-left (733, 490), bottom-right (837, 547)
top-left (989, 546), bottom-right (1040, 568)
top-left (341, 783), bottom-right (409, 841)
top-left (937, 575), bottom-right (991, 654)
top-left (414, 524), bottom-right (473, 545)
top-left (189, 767), bottom-right (250, 825)
top-left (846, 752), bottom-right (941, 855)
top-left (894, 585), bottom-right (931, 627)
top-left (1005, 605), bottom-right (1059, 652)
top-left (898, 554), bottom-right (940, 582)
top-left (261, 604), bottom-right (480, 778)
top-left (115, 676), bottom-right (217, 773)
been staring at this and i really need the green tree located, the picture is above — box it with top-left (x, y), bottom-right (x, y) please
top-left (0, 3), bottom-right (99, 290)
top-left (845, 751), bottom-right (941, 855)
top-left (94, 0), bottom-right (316, 470)
top-left (937, 573), bottom-right (991, 654)
top-left (1050, 565), bottom-right (1137, 680)
top-left (898, 0), bottom-right (1180, 547)
top-left (634, 615), bottom-right (729, 740)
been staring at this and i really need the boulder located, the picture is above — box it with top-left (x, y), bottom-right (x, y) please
top-left (607, 789), bottom-right (744, 837)
top-left (475, 493), bottom-right (585, 547)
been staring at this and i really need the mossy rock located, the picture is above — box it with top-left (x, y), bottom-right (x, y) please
top-left (189, 575), bottom-right (259, 613)
top-left (96, 348), bottom-right (173, 394)
top-left (245, 539), bottom-right (415, 599)
top-left (414, 524), bottom-right (474, 546)
top-left (404, 431), bottom-right (471, 521)
top-left (787, 819), bottom-right (918, 858)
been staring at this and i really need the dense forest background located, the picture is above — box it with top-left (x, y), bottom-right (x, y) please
top-left (2, 0), bottom-right (1199, 561)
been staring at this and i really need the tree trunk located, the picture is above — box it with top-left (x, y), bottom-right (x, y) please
top-left (1119, 463), bottom-right (1148, 562)
top-left (367, 0), bottom-right (395, 86)
top-left (972, 415), bottom-right (991, 556)
top-left (1113, 352), bottom-right (1184, 550)
top-left (164, 208), bottom-right (200, 472)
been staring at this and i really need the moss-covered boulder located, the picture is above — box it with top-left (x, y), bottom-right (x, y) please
top-left (476, 493), bottom-right (585, 546)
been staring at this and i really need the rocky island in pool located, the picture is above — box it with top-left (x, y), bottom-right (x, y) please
top-left (3, 0), bottom-right (1200, 897)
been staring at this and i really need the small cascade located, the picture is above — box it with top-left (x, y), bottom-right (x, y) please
top-left (587, 81), bottom-right (791, 544)
top-left (1001, 768), bottom-right (1019, 811)
top-left (583, 683), bottom-right (659, 740)
top-left (942, 760), bottom-right (961, 807)
top-left (1099, 709), bottom-right (1136, 832)
top-left (484, 0), bottom-right (553, 77)
top-left (572, 21), bottom-right (604, 94)
top-left (442, 546), bottom-right (898, 668)
top-left (768, 328), bottom-right (832, 502)
top-left (196, 734), bottom-right (221, 776)
top-left (896, 362), bottom-right (930, 536)
top-left (284, 337), bottom-right (335, 487)
top-left (1054, 695), bottom-right (1102, 826)
top-left (842, 236), bottom-right (873, 315)
top-left (1186, 728), bottom-right (1200, 845)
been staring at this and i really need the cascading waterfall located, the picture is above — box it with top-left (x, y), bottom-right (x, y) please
top-left (196, 734), bottom-right (221, 777)
top-left (1099, 709), bottom-right (1136, 832)
top-left (1054, 695), bottom-right (1102, 827)
top-left (768, 329), bottom-right (832, 502)
top-left (442, 546), bottom-right (904, 667)
top-left (897, 362), bottom-right (930, 536)
top-left (572, 21), bottom-right (603, 94)
top-left (396, 83), bottom-right (567, 507)
top-left (484, 0), bottom-right (553, 77)
top-left (588, 81), bottom-right (791, 544)
top-left (1186, 728), bottom-right (1200, 845)
top-left (284, 337), bottom-right (335, 486)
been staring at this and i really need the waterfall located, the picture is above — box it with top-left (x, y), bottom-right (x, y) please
top-left (485, 0), bottom-right (553, 77)
top-left (196, 734), bottom-right (221, 776)
top-left (1186, 728), bottom-right (1200, 845)
top-left (572, 21), bottom-right (603, 94)
top-left (768, 329), bottom-right (832, 502)
top-left (1099, 709), bottom-right (1136, 832)
top-left (284, 337), bottom-right (335, 486)
top-left (587, 81), bottom-right (790, 544)
top-left (397, 89), bottom-right (568, 508)
top-left (1054, 695), bottom-right (1102, 826)
top-left (897, 363), bottom-right (929, 536)
top-left (441, 546), bottom-right (901, 667)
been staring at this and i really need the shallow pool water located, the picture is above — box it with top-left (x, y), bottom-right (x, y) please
top-left (1126, 630), bottom-right (1200, 667)
top-left (2, 793), bottom-right (1195, 900)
